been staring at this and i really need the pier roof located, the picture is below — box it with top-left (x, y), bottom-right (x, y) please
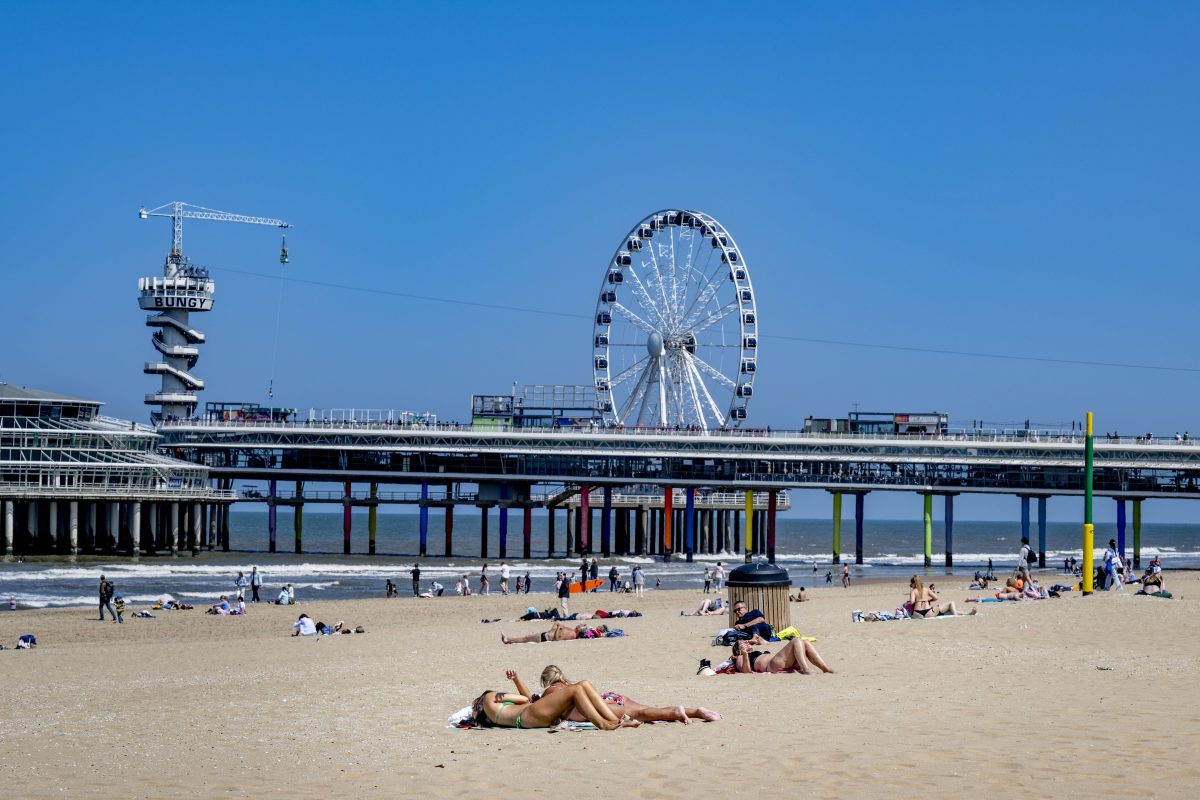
top-left (0, 382), bottom-right (99, 405)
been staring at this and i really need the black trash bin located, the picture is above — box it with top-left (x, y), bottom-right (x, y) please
top-left (726, 561), bottom-right (791, 634)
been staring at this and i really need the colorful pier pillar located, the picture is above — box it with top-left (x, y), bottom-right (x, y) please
top-left (1082, 411), bottom-right (1095, 595)
top-left (444, 504), bottom-right (454, 557)
top-left (922, 493), bottom-right (932, 568)
top-left (547, 507), bottom-right (556, 558)
top-left (523, 506), bottom-right (532, 560)
top-left (580, 486), bottom-right (590, 554)
top-left (368, 483), bottom-right (378, 556)
top-left (1132, 499), bottom-right (1142, 568)
top-left (636, 505), bottom-right (646, 555)
top-left (602, 486), bottom-right (613, 557)
top-left (854, 493), bottom-right (866, 565)
top-left (684, 487), bottom-right (695, 562)
top-left (831, 492), bottom-right (842, 564)
top-left (1115, 498), bottom-right (1126, 560)
top-left (1037, 497), bottom-right (1047, 568)
top-left (1020, 496), bottom-right (1031, 552)
top-left (342, 481), bottom-right (352, 555)
top-left (663, 486), bottom-right (673, 560)
top-left (268, 480), bottom-right (278, 554)
top-left (419, 482), bottom-right (429, 557)
top-left (944, 494), bottom-right (954, 568)
top-left (744, 490), bottom-right (754, 563)
top-left (767, 490), bottom-right (778, 564)
top-left (294, 481), bottom-right (304, 554)
top-left (498, 486), bottom-right (509, 560)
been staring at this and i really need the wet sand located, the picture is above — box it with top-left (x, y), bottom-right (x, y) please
top-left (1, 573), bottom-right (1197, 798)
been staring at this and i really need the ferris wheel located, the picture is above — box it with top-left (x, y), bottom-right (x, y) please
top-left (592, 209), bottom-right (757, 430)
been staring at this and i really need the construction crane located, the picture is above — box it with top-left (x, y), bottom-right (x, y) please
top-left (138, 201), bottom-right (292, 276)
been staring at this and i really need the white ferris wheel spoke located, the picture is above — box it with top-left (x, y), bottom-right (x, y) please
top-left (679, 246), bottom-right (723, 322)
top-left (618, 360), bottom-right (655, 422)
top-left (610, 354), bottom-right (650, 388)
top-left (657, 358), bottom-right (668, 427)
top-left (681, 353), bottom-right (709, 430)
top-left (610, 302), bottom-right (658, 336)
top-left (683, 351), bottom-right (727, 428)
top-left (685, 299), bottom-right (740, 339)
top-left (642, 235), bottom-right (674, 323)
top-left (622, 267), bottom-right (667, 329)
top-left (690, 351), bottom-right (737, 391)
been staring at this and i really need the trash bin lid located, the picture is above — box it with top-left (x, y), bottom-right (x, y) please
top-left (727, 562), bottom-right (791, 587)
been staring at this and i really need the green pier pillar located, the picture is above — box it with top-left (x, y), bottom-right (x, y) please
top-left (831, 492), bottom-right (842, 564)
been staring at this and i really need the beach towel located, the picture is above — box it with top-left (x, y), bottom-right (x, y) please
top-left (133, 610), bottom-right (155, 618)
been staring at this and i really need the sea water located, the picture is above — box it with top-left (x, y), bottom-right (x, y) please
top-left (2, 510), bottom-right (1196, 609)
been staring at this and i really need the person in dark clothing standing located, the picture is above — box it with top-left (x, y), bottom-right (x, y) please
top-left (98, 574), bottom-right (116, 621)
top-left (608, 565), bottom-right (619, 592)
top-left (580, 559), bottom-right (589, 589)
top-left (557, 571), bottom-right (571, 617)
top-left (589, 558), bottom-right (599, 592)
top-left (249, 566), bottom-right (263, 602)
top-left (411, 563), bottom-right (421, 597)
top-left (524, 571), bottom-right (532, 594)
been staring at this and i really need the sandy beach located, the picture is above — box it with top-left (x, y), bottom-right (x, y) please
top-left (1, 572), bottom-right (1197, 798)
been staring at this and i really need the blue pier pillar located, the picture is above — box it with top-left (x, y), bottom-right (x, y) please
top-left (1037, 497), bottom-right (1047, 568)
top-left (480, 506), bottom-right (489, 558)
top-left (1020, 496), bottom-right (1031, 554)
top-left (944, 494), bottom-right (954, 568)
top-left (419, 482), bottom-right (429, 557)
top-left (601, 486), bottom-right (612, 557)
top-left (1116, 498), bottom-right (1126, 560)
top-left (684, 487), bottom-right (695, 563)
top-left (547, 507), bottom-right (555, 558)
top-left (499, 486), bottom-right (509, 560)
top-left (268, 479), bottom-right (277, 553)
top-left (854, 492), bottom-right (866, 565)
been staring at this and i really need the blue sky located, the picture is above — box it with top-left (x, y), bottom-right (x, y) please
top-left (2, 2), bottom-right (1199, 522)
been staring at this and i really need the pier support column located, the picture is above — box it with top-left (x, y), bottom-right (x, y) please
top-left (523, 506), bottom-right (532, 560)
top-left (1020, 495), bottom-right (1031, 555)
top-left (579, 486), bottom-right (590, 554)
top-left (269, 480), bottom-right (278, 554)
top-left (109, 503), bottom-right (120, 555)
top-left (855, 493), bottom-right (866, 565)
top-left (129, 503), bottom-right (138, 561)
top-left (663, 487), bottom-right (673, 561)
top-left (567, 507), bottom-right (576, 555)
top-left (1132, 499), bottom-right (1142, 568)
top-left (547, 507), bottom-right (556, 558)
top-left (636, 505), bottom-right (646, 555)
top-left (684, 488), bottom-right (695, 563)
top-left (744, 490), bottom-right (754, 564)
top-left (220, 483), bottom-right (231, 551)
top-left (831, 492), bottom-right (842, 564)
top-left (342, 481), bottom-right (352, 555)
top-left (295, 481), bottom-right (304, 554)
top-left (732, 509), bottom-right (740, 560)
top-left (191, 502), bottom-right (201, 555)
top-left (498, 486), bottom-right (509, 560)
top-left (48, 502), bottom-right (58, 552)
top-left (88, 502), bottom-right (98, 553)
top-left (28, 502), bottom-right (38, 550)
top-left (923, 494), bottom-right (933, 567)
top-left (444, 505), bottom-right (454, 557)
top-left (480, 506), bottom-right (489, 558)
top-left (418, 482), bottom-right (429, 557)
top-left (368, 483), bottom-right (378, 556)
top-left (767, 490), bottom-right (778, 564)
top-left (944, 494), bottom-right (954, 568)
top-left (170, 502), bottom-right (180, 556)
top-left (601, 486), bottom-right (612, 558)
top-left (1116, 498), bottom-right (1127, 561)
top-left (147, 504), bottom-right (157, 555)
top-left (1037, 497), bottom-right (1047, 568)
top-left (4, 501), bottom-right (13, 560)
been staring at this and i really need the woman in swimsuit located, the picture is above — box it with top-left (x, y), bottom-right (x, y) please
top-left (470, 680), bottom-right (640, 730)
top-left (506, 665), bottom-right (721, 723)
top-left (909, 576), bottom-right (976, 616)
top-left (500, 622), bottom-right (604, 644)
top-left (731, 638), bottom-right (835, 675)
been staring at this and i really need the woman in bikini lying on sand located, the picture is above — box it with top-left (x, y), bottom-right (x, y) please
top-left (471, 680), bottom-right (641, 730)
top-left (506, 665), bottom-right (721, 723)
top-left (500, 621), bottom-right (607, 644)
top-left (909, 576), bottom-right (976, 616)
top-left (731, 638), bottom-right (836, 675)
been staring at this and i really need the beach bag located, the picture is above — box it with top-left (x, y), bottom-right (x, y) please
top-left (17, 634), bottom-right (36, 649)
top-left (775, 626), bottom-right (800, 640)
top-left (1025, 548), bottom-right (1037, 565)
top-left (103, 580), bottom-right (115, 598)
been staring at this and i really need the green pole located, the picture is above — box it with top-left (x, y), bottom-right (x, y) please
top-left (832, 493), bottom-right (842, 564)
top-left (1082, 412), bottom-right (1094, 594)
top-left (922, 494), bottom-right (932, 567)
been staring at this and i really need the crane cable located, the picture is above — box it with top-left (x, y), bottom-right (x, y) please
top-left (267, 261), bottom-right (285, 401)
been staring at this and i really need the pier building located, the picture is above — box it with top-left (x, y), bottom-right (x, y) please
top-left (0, 382), bottom-right (229, 558)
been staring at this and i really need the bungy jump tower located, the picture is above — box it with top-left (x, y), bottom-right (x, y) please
top-left (137, 201), bottom-right (290, 422)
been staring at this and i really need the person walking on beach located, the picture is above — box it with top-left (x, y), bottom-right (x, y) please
top-left (524, 571), bottom-right (532, 594)
top-left (557, 571), bottom-right (571, 617)
top-left (703, 567), bottom-right (712, 594)
top-left (608, 565), bottom-right (620, 592)
top-left (713, 562), bottom-right (725, 592)
top-left (235, 571), bottom-right (248, 597)
top-left (411, 563), bottom-right (422, 597)
top-left (1103, 539), bottom-right (1123, 591)
top-left (842, 564), bottom-right (850, 588)
top-left (481, 564), bottom-right (491, 595)
top-left (515, 575), bottom-right (524, 594)
top-left (500, 563), bottom-right (511, 595)
top-left (825, 570), bottom-right (833, 586)
top-left (98, 574), bottom-right (116, 622)
top-left (462, 574), bottom-right (472, 596)
top-left (633, 565), bottom-right (646, 598)
top-left (249, 566), bottom-right (263, 602)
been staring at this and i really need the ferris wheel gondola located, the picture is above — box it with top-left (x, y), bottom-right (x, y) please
top-left (592, 209), bottom-right (757, 430)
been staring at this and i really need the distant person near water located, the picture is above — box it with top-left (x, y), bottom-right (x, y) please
top-left (703, 567), bottom-right (712, 594)
top-left (235, 571), bottom-right (248, 597)
top-left (500, 563), bottom-right (511, 595)
top-left (590, 559), bottom-right (600, 591)
top-left (557, 572), bottom-right (570, 617)
top-left (713, 562), bottom-right (725, 591)
top-left (608, 565), bottom-right (620, 592)
top-left (249, 566), bottom-right (263, 602)
top-left (842, 564), bottom-right (850, 588)
top-left (524, 571), bottom-right (532, 594)
top-left (98, 574), bottom-right (116, 622)
top-left (411, 563), bottom-right (422, 596)
top-left (481, 564), bottom-right (491, 595)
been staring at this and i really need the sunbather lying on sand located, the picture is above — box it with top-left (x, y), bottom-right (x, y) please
top-left (470, 681), bottom-right (641, 730)
top-left (500, 621), bottom-right (609, 644)
top-left (508, 665), bottom-right (721, 723)
top-left (683, 598), bottom-right (724, 616)
top-left (731, 638), bottom-right (835, 675)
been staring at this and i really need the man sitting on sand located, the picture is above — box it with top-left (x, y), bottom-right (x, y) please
top-left (500, 622), bottom-right (610, 644)
top-left (731, 601), bottom-right (774, 639)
